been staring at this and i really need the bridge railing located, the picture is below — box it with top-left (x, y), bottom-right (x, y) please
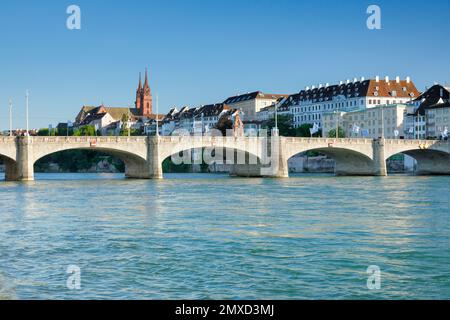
top-left (283, 137), bottom-right (373, 144)
top-left (158, 136), bottom-right (261, 144)
top-left (383, 139), bottom-right (443, 145)
top-left (0, 136), bottom-right (16, 143)
top-left (30, 136), bottom-right (147, 143)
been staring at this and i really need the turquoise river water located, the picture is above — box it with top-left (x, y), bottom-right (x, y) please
top-left (0, 173), bottom-right (449, 299)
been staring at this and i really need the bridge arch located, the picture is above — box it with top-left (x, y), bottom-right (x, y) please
top-left (0, 154), bottom-right (19, 181)
top-left (0, 137), bottom-right (19, 181)
top-left (31, 137), bottom-right (150, 179)
top-left (283, 138), bottom-right (377, 176)
top-left (384, 140), bottom-right (450, 175)
top-left (158, 136), bottom-right (265, 176)
top-left (286, 147), bottom-right (376, 176)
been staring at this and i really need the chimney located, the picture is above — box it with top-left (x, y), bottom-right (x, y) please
top-left (361, 77), bottom-right (365, 81)
top-left (339, 81), bottom-right (343, 85)
top-left (319, 83), bottom-right (323, 88)
top-left (353, 78), bottom-right (358, 83)
top-left (311, 85), bottom-right (316, 89)
top-left (406, 76), bottom-right (411, 84)
top-left (346, 79), bottom-right (350, 84)
top-left (306, 86), bottom-right (310, 90)
top-left (396, 76), bottom-right (400, 84)
top-left (375, 76), bottom-right (380, 82)
top-left (325, 83), bottom-right (329, 87)
top-left (385, 76), bottom-right (390, 83)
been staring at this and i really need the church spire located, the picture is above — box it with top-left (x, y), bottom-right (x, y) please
top-left (141, 67), bottom-right (152, 117)
top-left (138, 72), bottom-right (142, 91)
top-left (135, 72), bottom-right (143, 110)
top-left (144, 68), bottom-right (149, 89)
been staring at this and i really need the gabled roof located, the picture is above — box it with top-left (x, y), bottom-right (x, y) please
top-left (197, 103), bottom-right (230, 117)
top-left (79, 112), bottom-right (111, 126)
top-left (223, 91), bottom-right (288, 104)
top-left (413, 84), bottom-right (450, 115)
top-left (280, 78), bottom-right (420, 109)
top-left (76, 105), bottom-right (140, 124)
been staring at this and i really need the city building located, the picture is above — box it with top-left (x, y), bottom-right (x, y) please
top-left (322, 104), bottom-right (408, 139)
top-left (257, 105), bottom-right (276, 122)
top-left (159, 104), bottom-right (231, 135)
top-left (281, 76), bottom-right (419, 129)
top-left (405, 84), bottom-right (450, 139)
top-left (223, 91), bottom-right (287, 121)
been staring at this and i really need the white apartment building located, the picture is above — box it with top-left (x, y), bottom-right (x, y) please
top-left (281, 76), bottom-right (419, 129)
top-left (323, 104), bottom-right (407, 139)
top-left (223, 91), bottom-right (287, 121)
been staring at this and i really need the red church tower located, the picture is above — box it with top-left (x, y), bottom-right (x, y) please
top-left (135, 69), bottom-right (153, 117)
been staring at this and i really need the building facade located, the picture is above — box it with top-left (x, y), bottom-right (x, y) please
top-left (404, 84), bottom-right (450, 139)
top-left (280, 76), bottom-right (419, 129)
top-left (223, 92), bottom-right (287, 121)
top-left (323, 104), bottom-right (407, 139)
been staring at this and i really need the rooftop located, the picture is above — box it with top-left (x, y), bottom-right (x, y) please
top-left (223, 91), bottom-right (288, 104)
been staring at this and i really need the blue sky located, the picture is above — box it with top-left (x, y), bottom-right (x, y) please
top-left (0, 0), bottom-right (449, 129)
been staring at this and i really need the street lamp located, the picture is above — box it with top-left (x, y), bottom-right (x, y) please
top-left (25, 90), bottom-right (29, 136)
top-left (156, 94), bottom-right (159, 137)
top-left (335, 110), bottom-right (339, 139)
top-left (275, 103), bottom-right (278, 135)
top-left (8, 99), bottom-right (13, 137)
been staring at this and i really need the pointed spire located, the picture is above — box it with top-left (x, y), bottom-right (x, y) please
top-left (144, 68), bottom-right (149, 88)
top-left (137, 72), bottom-right (142, 93)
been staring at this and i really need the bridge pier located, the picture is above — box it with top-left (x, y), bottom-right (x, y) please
top-left (373, 139), bottom-right (388, 176)
top-left (145, 136), bottom-right (163, 179)
top-left (16, 137), bottom-right (35, 181)
top-left (230, 136), bottom-right (289, 178)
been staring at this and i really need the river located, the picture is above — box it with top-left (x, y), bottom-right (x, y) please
top-left (0, 173), bottom-right (449, 299)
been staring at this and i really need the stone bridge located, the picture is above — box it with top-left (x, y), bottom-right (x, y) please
top-left (0, 135), bottom-right (449, 181)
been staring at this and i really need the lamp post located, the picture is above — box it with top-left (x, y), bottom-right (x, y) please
top-left (274, 103), bottom-right (279, 137)
top-left (128, 107), bottom-right (131, 137)
top-left (8, 99), bottom-right (13, 137)
top-left (335, 110), bottom-right (339, 139)
top-left (156, 94), bottom-right (159, 137)
top-left (25, 90), bottom-right (29, 136)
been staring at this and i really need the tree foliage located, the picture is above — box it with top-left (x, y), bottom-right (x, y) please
top-left (34, 150), bottom-right (124, 173)
top-left (327, 127), bottom-right (346, 138)
top-left (73, 125), bottom-right (96, 136)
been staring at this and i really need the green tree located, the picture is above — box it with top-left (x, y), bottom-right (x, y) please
top-left (73, 125), bottom-right (96, 136)
top-left (37, 128), bottom-right (50, 136)
top-left (119, 128), bottom-right (141, 136)
top-left (292, 123), bottom-right (322, 137)
top-left (262, 114), bottom-right (295, 136)
top-left (327, 127), bottom-right (346, 138)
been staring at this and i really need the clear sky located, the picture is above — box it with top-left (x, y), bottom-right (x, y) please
top-left (0, 0), bottom-right (449, 129)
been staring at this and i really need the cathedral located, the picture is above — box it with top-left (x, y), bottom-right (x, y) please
top-left (135, 69), bottom-right (153, 117)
